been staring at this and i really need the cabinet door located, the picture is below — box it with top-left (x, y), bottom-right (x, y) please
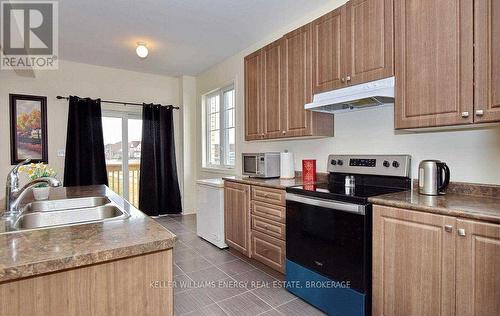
top-left (456, 219), bottom-right (500, 316)
top-left (394, 0), bottom-right (474, 129)
top-left (251, 230), bottom-right (286, 273)
top-left (345, 0), bottom-right (394, 86)
top-left (373, 206), bottom-right (456, 316)
top-left (244, 50), bottom-right (263, 140)
top-left (474, 0), bottom-right (500, 123)
top-left (261, 39), bottom-right (285, 139)
top-left (312, 6), bottom-right (346, 94)
top-left (224, 182), bottom-right (251, 256)
top-left (282, 25), bottom-right (313, 137)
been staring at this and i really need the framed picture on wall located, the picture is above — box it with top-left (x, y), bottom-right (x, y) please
top-left (9, 94), bottom-right (48, 164)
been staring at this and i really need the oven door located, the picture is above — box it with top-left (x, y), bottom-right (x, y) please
top-left (286, 193), bottom-right (371, 293)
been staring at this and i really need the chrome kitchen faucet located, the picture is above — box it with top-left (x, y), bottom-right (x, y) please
top-left (4, 159), bottom-right (61, 218)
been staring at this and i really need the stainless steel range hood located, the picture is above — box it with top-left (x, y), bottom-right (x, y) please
top-left (305, 77), bottom-right (395, 114)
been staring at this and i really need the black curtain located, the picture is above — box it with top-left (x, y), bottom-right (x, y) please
top-left (64, 96), bottom-right (108, 187)
top-left (139, 104), bottom-right (182, 216)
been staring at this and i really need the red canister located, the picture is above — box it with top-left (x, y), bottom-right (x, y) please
top-left (302, 159), bottom-right (316, 183)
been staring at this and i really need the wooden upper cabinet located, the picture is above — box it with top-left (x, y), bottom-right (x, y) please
top-left (261, 39), bottom-right (285, 139)
top-left (282, 24), bottom-right (334, 138)
top-left (312, 6), bottom-right (345, 94)
top-left (373, 205), bottom-right (456, 316)
top-left (474, 0), bottom-right (500, 123)
top-left (456, 219), bottom-right (500, 316)
top-left (244, 31), bottom-right (333, 141)
top-left (394, 0), bottom-right (474, 129)
top-left (345, 0), bottom-right (394, 86)
top-left (283, 25), bottom-right (312, 137)
top-left (244, 50), bottom-right (263, 140)
top-left (224, 182), bottom-right (251, 256)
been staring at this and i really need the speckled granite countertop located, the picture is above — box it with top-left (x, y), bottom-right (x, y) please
top-left (369, 189), bottom-right (500, 224)
top-left (0, 185), bottom-right (176, 283)
top-left (223, 175), bottom-right (324, 189)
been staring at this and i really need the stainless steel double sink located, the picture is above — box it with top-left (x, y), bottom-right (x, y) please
top-left (3, 196), bottom-right (130, 233)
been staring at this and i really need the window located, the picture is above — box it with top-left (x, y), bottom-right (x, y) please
top-left (205, 84), bottom-right (235, 169)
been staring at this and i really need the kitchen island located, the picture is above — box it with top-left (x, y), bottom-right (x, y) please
top-left (0, 185), bottom-right (176, 316)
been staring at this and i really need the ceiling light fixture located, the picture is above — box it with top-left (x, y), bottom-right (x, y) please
top-left (136, 42), bottom-right (148, 58)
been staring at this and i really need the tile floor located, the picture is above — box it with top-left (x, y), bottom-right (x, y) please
top-left (154, 214), bottom-right (326, 316)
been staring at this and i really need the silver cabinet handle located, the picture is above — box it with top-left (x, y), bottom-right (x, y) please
top-left (444, 225), bottom-right (453, 233)
top-left (341, 77), bottom-right (345, 83)
top-left (461, 112), bottom-right (470, 118)
top-left (475, 110), bottom-right (484, 116)
top-left (346, 75), bottom-right (351, 82)
top-left (282, 130), bottom-right (286, 134)
top-left (458, 228), bottom-right (466, 237)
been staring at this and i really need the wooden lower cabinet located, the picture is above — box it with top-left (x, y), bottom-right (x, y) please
top-left (456, 219), bottom-right (500, 316)
top-left (252, 186), bottom-right (286, 207)
top-left (373, 205), bottom-right (500, 316)
top-left (224, 181), bottom-right (251, 256)
top-left (252, 200), bottom-right (286, 223)
top-left (251, 214), bottom-right (286, 240)
top-left (224, 182), bottom-right (286, 273)
top-left (251, 231), bottom-right (286, 273)
top-left (373, 205), bottom-right (456, 316)
top-left (0, 250), bottom-right (173, 316)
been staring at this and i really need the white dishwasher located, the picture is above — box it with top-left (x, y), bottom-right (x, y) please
top-left (196, 178), bottom-right (228, 249)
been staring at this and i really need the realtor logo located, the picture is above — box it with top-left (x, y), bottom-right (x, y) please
top-left (1, 1), bottom-right (58, 70)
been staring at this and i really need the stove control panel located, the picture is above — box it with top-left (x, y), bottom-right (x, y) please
top-left (349, 158), bottom-right (376, 167)
top-left (328, 154), bottom-right (411, 178)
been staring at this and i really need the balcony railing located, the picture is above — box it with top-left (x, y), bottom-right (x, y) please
top-left (106, 161), bottom-right (140, 208)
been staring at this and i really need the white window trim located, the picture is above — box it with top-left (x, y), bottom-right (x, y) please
top-left (203, 84), bottom-right (235, 171)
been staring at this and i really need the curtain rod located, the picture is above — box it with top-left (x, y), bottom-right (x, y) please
top-left (56, 96), bottom-right (180, 110)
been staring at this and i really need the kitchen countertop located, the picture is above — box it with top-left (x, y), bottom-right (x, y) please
top-left (223, 175), bottom-right (319, 189)
top-left (0, 185), bottom-right (176, 283)
top-left (196, 178), bottom-right (225, 188)
top-left (226, 176), bottom-right (500, 224)
top-left (369, 189), bottom-right (500, 224)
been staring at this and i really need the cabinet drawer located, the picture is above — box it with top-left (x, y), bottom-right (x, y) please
top-left (251, 215), bottom-right (285, 240)
top-left (225, 181), bottom-right (249, 191)
top-left (251, 201), bottom-right (285, 223)
top-left (252, 186), bottom-right (285, 206)
top-left (251, 231), bottom-right (285, 273)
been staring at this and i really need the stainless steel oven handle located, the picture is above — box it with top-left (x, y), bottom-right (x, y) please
top-left (286, 193), bottom-right (366, 215)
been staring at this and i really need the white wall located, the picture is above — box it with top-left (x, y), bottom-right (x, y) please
top-left (0, 60), bottom-right (182, 207)
top-left (195, 0), bottom-right (500, 186)
top-left (179, 76), bottom-right (198, 214)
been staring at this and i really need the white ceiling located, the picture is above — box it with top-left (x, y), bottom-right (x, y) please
top-left (59, 0), bottom-right (329, 76)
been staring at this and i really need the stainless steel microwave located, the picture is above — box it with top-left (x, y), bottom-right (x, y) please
top-left (242, 153), bottom-right (280, 178)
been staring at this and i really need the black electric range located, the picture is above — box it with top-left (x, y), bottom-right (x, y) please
top-left (285, 155), bottom-right (412, 316)
top-left (287, 173), bottom-right (411, 204)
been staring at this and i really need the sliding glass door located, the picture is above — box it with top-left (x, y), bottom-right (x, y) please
top-left (102, 111), bottom-right (142, 207)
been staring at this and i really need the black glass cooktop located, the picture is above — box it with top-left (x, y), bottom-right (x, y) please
top-left (286, 182), bottom-right (408, 204)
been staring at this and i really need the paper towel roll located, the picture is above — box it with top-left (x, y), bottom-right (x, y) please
top-left (280, 151), bottom-right (295, 179)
